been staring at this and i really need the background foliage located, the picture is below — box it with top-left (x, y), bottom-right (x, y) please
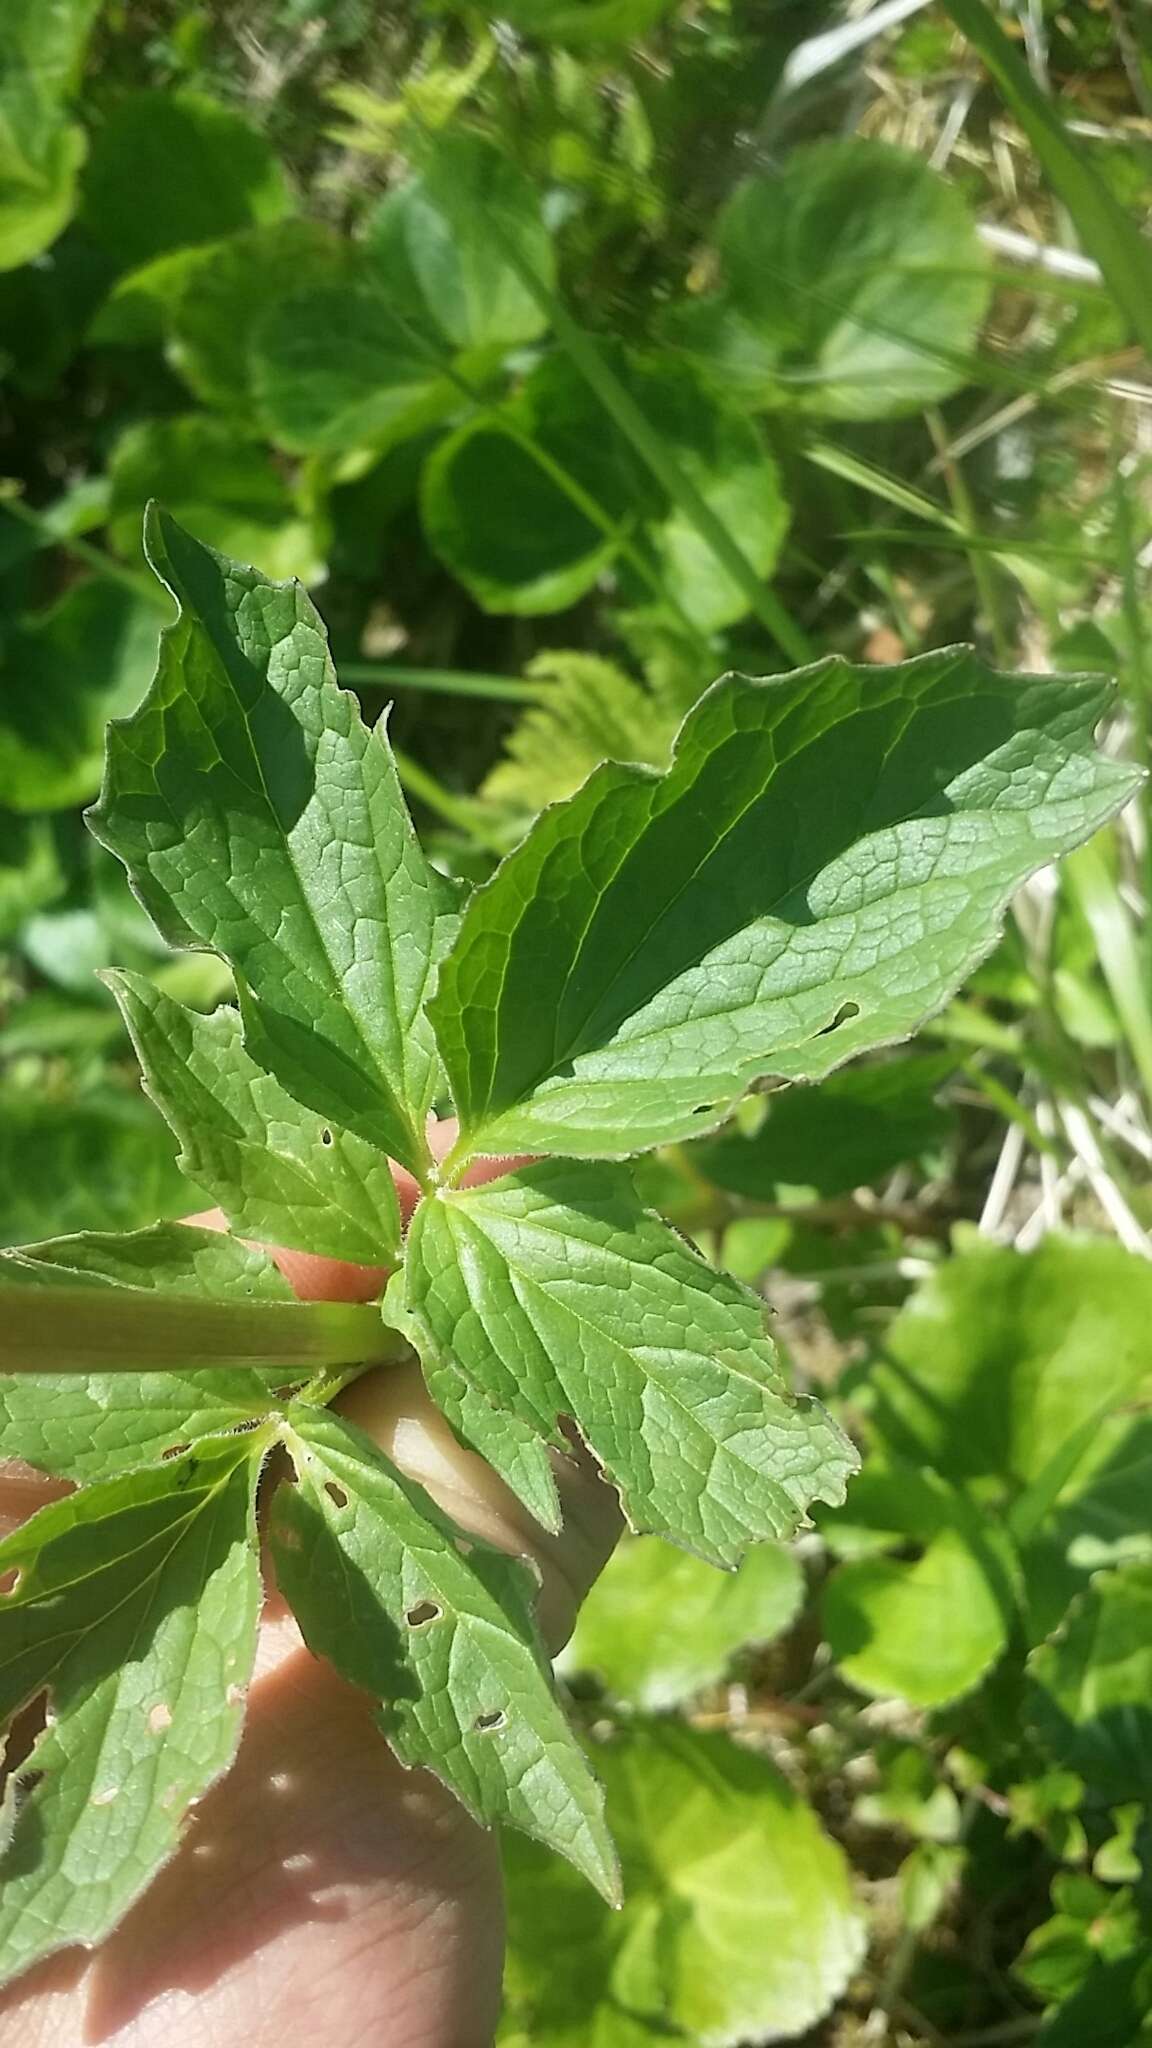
top-left (2, 1), bottom-right (1152, 2041)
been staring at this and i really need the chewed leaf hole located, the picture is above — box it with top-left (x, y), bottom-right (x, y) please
top-left (474, 1709), bottom-right (506, 1733)
top-left (405, 1600), bottom-right (441, 1628)
top-left (0, 1568), bottom-right (21, 1597)
top-left (321, 1127), bottom-right (333, 1147)
top-left (325, 1482), bottom-right (348, 1509)
top-left (817, 1000), bottom-right (861, 1038)
top-left (147, 1703), bottom-right (173, 1735)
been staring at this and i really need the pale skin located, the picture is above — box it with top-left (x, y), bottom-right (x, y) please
top-left (0, 1121), bottom-right (624, 2048)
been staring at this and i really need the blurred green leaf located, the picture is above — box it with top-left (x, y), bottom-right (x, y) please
top-left (870, 1238), bottom-right (1152, 1496)
top-left (106, 414), bottom-right (323, 580)
top-left (0, 580), bottom-right (158, 812)
top-left (81, 90), bottom-right (289, 270)
top-left (692, 1052), bottom-right (955, 1200)
top-left (501, 1723), bottom-right (866, 2046)
top-left (1028, 1565), bottom-right (1152, 1806)
top-left (0, 0), bottom-right (102, 271)
top-left (565, 1534), bottom-right (803, 1709)
top-left (252, 267), bottom-right (458, 457)
top-left (0, 1091), bottom-right (194, 1246)
top-left (165, 220), bottom-right (342, 411)
top-left (665, 138), bottom-right (990, 419)
top-left (391, 132), bottom-right (554, 350)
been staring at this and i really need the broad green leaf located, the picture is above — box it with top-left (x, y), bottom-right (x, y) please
top-left (823, 1526), bottom-right (1011, 1710)
top-left (0, 1222), bottom-right (296, 1480)
top-left (405, 1160), bottom-right (855, 1565)
top-left (80, 90), bottom-right (289, 271)
top-left (420, 356), bottom-right (635, 616)
top-left (565, 1534), bottom-right (803, 1709)
top-left (430, 653), bottom-right (1136, 1158)
top-left (252, 270), bottom-right (458, 458)
top-left (109, 971), bottom-right (402, 1264)
top-left (820, 1459), bottom-right (1019, 1705)
top-left (389, 134), bottom-right (554, 351)
top-left (692, 1052), bottom-right (955, 1199)
top-left (665, 138), bottom-right (990, 419)
top-left (422, 352), bottom-right (786, 627)
top-left (107, 414), bottom-right (323, 583)
top-left (0, 1434), bottom-right (265, 1989)
top-left (270, 1405), bottom-right (618, 1900)
top-left (166, 220), bottom-right (342, 411)
top-left (0, 1089), bottom-right (190, 1245)
top-left (869, 1236), bottom-right (1152, 1495)
top-left (1028, 1565), bottom-right (1152, 1807)
top-left (0, 0), bottom-right (101, 272)
top-left (1038, 1952), bottom-right (1152, 2048)
top-left (501, 1723), bottom-right (866, 2047)
top-left (89, 511), bottom-right (461, 1175)
top-left (0, 580), bottom-right (159, 813)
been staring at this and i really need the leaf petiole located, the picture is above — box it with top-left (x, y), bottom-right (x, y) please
top-left (0, 1278), bottom-right (409, 1375)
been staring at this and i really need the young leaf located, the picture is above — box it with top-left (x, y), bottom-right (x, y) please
top-left (404, 1160), bottom-right (855, 1564)
top-left (565, 1534), bottom-right (804, 1710)
top-left (502, 1723), bottom-right (866, 2048)
top-left (108, 971), bottom-right (403, 1264)
top-left (0, 1434), bottom-right (266, 1990)
top-left (430, 653), bottom-right (1137, 1159)
top-left (0, 1223), bottom-right (297, 1480)
top-left (88, 510), bottom-right (461, 1174)
top-left (270, 1405), bottom-right (618, 1900)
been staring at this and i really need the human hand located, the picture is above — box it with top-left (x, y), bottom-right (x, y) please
top-left (0, 1121), bottom-right (623, 2048)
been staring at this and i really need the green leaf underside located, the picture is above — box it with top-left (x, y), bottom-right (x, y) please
top-left (431, 652), bottom-right (1136, 1158)
top-left (501, 1723), bottom-right (866, 2048)
top-left (0, 1224), bottom-right (298, 1479)
top-left (109, 971), bottom-right (402, 1264)
top-left (270, 1406), bottom-right (618, 1900)
top-left (0, 1223), bottom-right (390, 1374)
top-left (405, 1161), bottom-right (856, 1565)
top-left (0, 1435), bottom-right (264, 1989)
top-left (88, 509), bottom-right (460, 1174)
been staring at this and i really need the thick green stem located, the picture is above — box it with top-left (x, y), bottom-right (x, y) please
top-left (0, 1282), bottom-right (407, 1375)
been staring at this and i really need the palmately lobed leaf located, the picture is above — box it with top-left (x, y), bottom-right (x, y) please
top-left (405, 1160), bottom-right (857, 1565)
top-left (88, 507), bottom-right (460, 1176)
top-left (430, 650), bottom-right (1138, 1158)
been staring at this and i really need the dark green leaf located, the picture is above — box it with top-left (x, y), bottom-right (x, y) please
top-left (106, 414), bottom-right (322, 582)
top-left (81, 90), bottom-right (289, 271)
top-left (89, 512), bottom-right (461, 1174)
top-left (0, 580), bottom-right (159, 813)
top-left (692, 1052), bottom-right (955, 1199)
top-left (1028, 1565), bottom-right (1152, 1806)
top-left (430, 653), bottom-right (1136, 1158)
